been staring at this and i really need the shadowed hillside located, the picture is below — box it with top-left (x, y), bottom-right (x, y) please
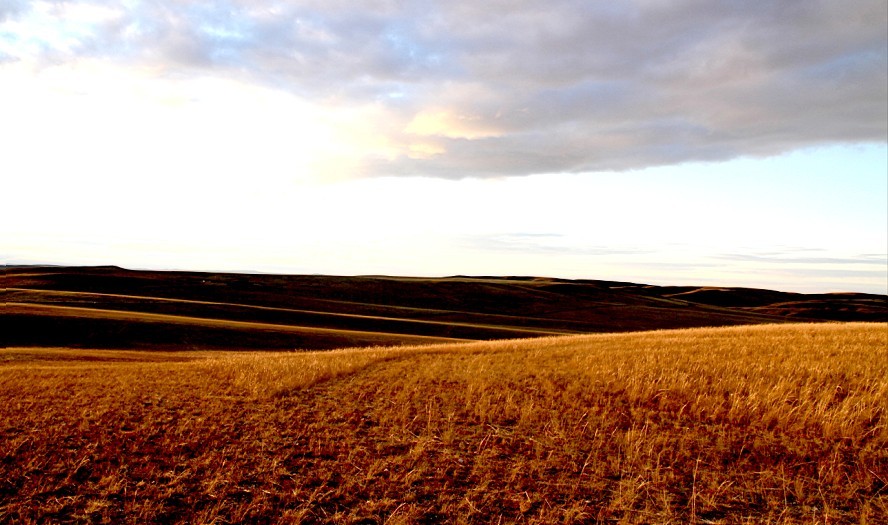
top-left (4, 265), bottom-right (886, 350)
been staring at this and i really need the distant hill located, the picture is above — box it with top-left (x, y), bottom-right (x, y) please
top-left (4, 265), bottom-right (886, 350)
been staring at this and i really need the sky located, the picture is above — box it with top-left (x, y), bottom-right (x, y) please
top-left (2, 0), bottom-right (887, 294)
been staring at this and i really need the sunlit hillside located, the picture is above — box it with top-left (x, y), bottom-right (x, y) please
top-left (2, 323), bottom-right (886, 524)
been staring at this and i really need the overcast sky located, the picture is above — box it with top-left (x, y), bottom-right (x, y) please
top-left (3, 0), bottom-right (887, 293)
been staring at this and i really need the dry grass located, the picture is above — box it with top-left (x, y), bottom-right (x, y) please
top-left (1, 323), bottom-right (886, 524)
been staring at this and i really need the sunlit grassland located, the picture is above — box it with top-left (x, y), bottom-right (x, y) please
top-left (1, 323), bottom-right (886, 524)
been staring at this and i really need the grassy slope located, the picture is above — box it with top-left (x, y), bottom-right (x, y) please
top-left (7, 266), bottom-right (885, 350)
top-left (2, 323), bottom-right (886, 524)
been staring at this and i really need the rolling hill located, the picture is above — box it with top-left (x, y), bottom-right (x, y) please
top-left (4, 265), bottom-right (886, 350)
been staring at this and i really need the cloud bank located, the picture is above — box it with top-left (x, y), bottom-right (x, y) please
top-left (3, 0), bottom-right (886, 178)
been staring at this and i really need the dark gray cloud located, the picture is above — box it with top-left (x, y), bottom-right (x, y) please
top-left (5, 0), bottom-right (886, 177)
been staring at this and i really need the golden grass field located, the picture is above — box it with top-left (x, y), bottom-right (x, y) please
top-left (1, 323), bottom-right (886, 524)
